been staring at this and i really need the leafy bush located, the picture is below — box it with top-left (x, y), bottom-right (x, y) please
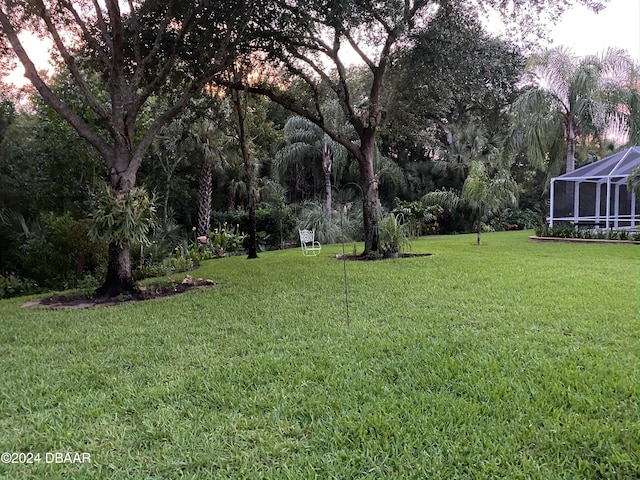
top-left (379, 213), bottom-right (411, 254)
top-left (151, 224), bottom-right (248, 277)
top-left (297, 201), bottom-right (346, 244)
top-left (391, 199), bottom-right (441, 237)
top-left (206, 224), bottom-right (246, 257)
top-left (210, 207), bottom-right (297, 249)
top-left (18, 213), bottom-right (77, 285)
top-left (162, 248), bottom-right (196, 275)
top-left (133, 220), bottom-right (184, 268)
top-left (7, 212), bottom-right (106, 290)
top-left (0, 272), bottom-right (39, 299)
top-left (491, 208), bottom-right (543, 231)
top-left (534, 225), bottom-right (639, 241)
top-left (436, 210), bottom-right (454, 234)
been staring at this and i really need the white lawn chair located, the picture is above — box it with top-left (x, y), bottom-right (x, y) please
top-left (299, 229), bottom-right (321, 256)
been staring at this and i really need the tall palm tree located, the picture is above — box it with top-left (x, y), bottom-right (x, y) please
top-left (190, 119), bottom-right (234, 236)
top-left (218, 153), bottom-right (263, 211)
top-left (513, 47), bottom-right (635, 176)
top-left (623, 63), bottom-right (640, 147)
top-left (422, 161), bottom-right (518, 245)
top-left (275, 115), bottom-right (349, 212)
top-left (629, 165), bottom-right (640, 196)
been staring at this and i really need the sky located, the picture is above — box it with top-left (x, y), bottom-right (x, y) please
top-left (2, 0), bottom-right (639, 87)
top-left (541, 0), bottom-right (640, 62)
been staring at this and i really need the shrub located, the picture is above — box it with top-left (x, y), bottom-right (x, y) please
top-left (206, 224), bottom-right (246, 257)
top-left (391, 199), bottom-right (441, 237)
top-left (0, 272), bottom-right (39, 299)
top-left (210, 207), bottom-right (297, 249)
top-left (162, 250), bottom-right (195, 275)
top-left (13, 212), bottom-right (105, 289)
top-left (297, 201), bottom-right (346, 244)
top-left (18, 214), bottom-right (76, 286)
top-left (133, 219), bottom-right (185, 273)
top-left (534, 224), bottom-right (547, 237)
top-left (379, 213), bottom-right (411, 255)
top-left (436, 210), bottom-right (454, 234)
top-left (492, 208), bottom-right (543, 231)
top-left (534, 225), bottom-right (638, 242)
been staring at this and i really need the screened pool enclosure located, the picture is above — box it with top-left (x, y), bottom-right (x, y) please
top-left (549, 147), bottom-right (640, 229)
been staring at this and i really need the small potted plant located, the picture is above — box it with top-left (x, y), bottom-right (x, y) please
top-left (379, 213), bottom-right (410, 259)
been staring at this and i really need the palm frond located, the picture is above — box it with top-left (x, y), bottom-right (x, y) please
top-left (374, 153), bottom-right (407, 191)
top-left (628, 165), bottom-right (640, 196)
top-left (421, 189), bottom-right (460, 210)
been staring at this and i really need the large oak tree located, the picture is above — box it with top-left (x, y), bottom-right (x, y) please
top-left (233, 0), bottom-right (607, 254)
top-left (0, 0), bottom-right (256, 295)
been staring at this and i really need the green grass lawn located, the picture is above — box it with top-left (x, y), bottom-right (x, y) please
top-left (1, 230), bottom-right (638, 479)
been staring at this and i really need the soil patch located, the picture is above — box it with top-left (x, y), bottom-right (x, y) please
top-left (336, 252), bottom-right (433, 260)
top-left (21, 277), bottom-right (215, 310)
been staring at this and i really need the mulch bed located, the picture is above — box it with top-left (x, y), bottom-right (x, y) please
top-left (21, 277), bottom-right (215, 310)
top-left (336, 253), bottom-right (433, 260)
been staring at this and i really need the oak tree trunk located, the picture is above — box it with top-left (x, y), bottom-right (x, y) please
top-left (96, 167), bottom-right (139, 297)
top-left (95, 242), bottom-right (135, 297)
top-left (322, 144), bottom-right (333, 212)
top-left (359, 136), bottom-right (380, 254)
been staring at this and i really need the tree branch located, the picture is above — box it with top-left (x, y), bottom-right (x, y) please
top-left (0, 6), bottom-right (111, 162)
top-left (33, 0), bottom-right (110, 120)
top-left (225, 80), bottom-right (363, 161)
top-left (58, 0), bottom-right (111, 69)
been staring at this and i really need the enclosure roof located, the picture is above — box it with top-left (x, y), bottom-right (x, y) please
top-left (553, 146), bottom-right (640, 183)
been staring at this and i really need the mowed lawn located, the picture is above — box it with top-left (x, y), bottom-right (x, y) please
top-left (0, 230), bottom-right (638, 480)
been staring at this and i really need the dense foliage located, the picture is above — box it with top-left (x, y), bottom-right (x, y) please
top-left (0, 1), bottom-right (638, 296)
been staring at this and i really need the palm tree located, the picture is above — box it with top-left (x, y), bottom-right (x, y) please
top-left (433, 123), bottom-right (503, 188)
top-left (190, 119), bottom-right (233, 236)
top-left (513, 47), bottom-right (635, 176)
top-left (622, 63), bottom-right (640, 147)
top-left (218, 153), bottom-right (262, 211)
top-left (629, 165), bottom-right (640, 196)
top-left (422, 161), bottom-right (518, 245)
top-left (275, 115), bottom-right (349, 213)
top-left (154, 118), bottom-right (188, 226)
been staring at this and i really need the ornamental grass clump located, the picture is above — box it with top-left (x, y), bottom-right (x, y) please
top-left (379, 213), bottom-right (410, 256)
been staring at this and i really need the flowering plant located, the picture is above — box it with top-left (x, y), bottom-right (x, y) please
top-left (207, 223), bottom-right (246, 257)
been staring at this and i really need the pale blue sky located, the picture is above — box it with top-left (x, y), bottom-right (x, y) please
top-left (546, 0), bottom-right (640, 61)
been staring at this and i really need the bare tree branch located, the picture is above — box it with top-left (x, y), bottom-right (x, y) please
top-left (33, 0), bottom-right (110, 120)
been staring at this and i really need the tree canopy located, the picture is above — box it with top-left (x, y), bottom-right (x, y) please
top-left (0, 0), bottom-right (258, 294)
top-left (2, 0), bottom-right (634, 294)
top-left (512, 46), bottom-right (636, 176)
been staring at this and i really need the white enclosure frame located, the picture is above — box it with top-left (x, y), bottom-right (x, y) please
top-left (549, 147), bottom-right (640, 229)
